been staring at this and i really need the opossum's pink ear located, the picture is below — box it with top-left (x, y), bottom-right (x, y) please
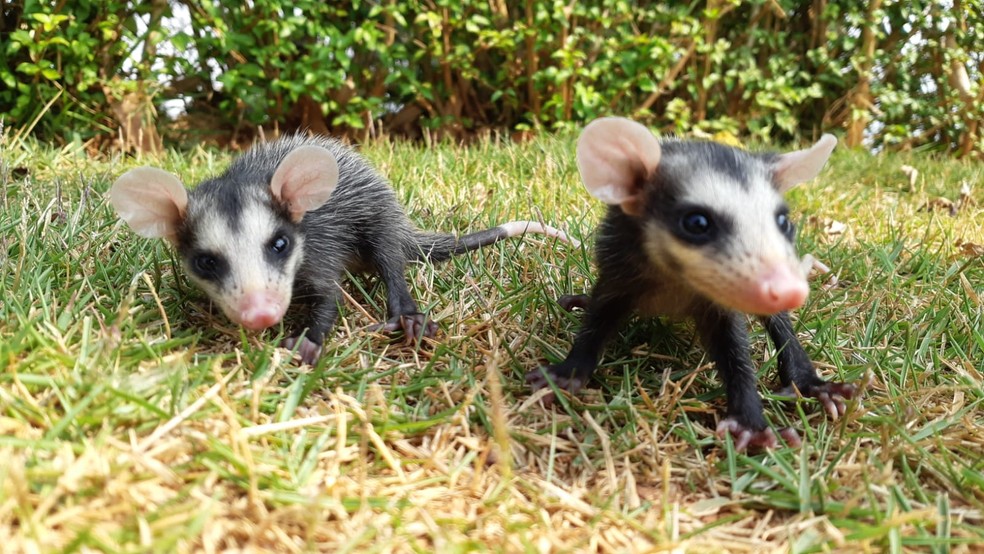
top-left (576, 117), bottom-right (661, 217)
top-left (110, 167), bottom-right (189, 242)
top-left (772, 134), bottom-right (836, 193)
top-left (270, 145), bottom-right (339, 222)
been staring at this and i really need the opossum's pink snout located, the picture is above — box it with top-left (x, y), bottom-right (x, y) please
top-left (750, 264), bottom-right (809, 315)
top-left (238, 291), bottom-right (287, 330)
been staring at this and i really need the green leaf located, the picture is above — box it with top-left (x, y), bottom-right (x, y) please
top-left (16, 62), bottom-right (40, 76)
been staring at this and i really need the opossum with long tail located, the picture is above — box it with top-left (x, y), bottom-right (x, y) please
top-left (111, 135), bottom-right (575, 364)
top-left (528, 117), bottom-right (858, 452)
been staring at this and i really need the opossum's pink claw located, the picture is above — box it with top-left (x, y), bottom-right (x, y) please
top-left (525, 364), bottom-right (588, 407)
top-left (816, 382), bottom-right (858, 420)
top-left (403, 313), bottom-right (438, 343)
top-left (716, 417), bottom-right (801, 452)
top-left (282, 335), bottom-right (322, 365)
top-left (557, 294), bottom-right (590, 312)
top-left (778, 427), bottom-right (803, 448)
top-left (526, 375), bottom-right (557, 407)
top-left (777, 381), bottom-right (858, 420)
top-left (367, 313), bottom-right (436, 343)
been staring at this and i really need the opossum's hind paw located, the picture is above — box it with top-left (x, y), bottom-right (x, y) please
top-left (716, 418), bottom-right (802, 452)
top-left (557, 294), bottom-right (590, 312)
top-left (282, 335), bottom-right (322, 365)
top-left (778, 381), bottom-right (858, 420)
top-left (525, 364), bottom-right (588, 406)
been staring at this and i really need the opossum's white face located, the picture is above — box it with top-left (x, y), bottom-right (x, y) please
top-left (577, 117), bottom-right (836, 316)
top-left (111, 145), bottom-right (339, 330)
top-left (639, 155), bottom-right (807, 315)
top-left (179, 192), bottom-right (303, 329)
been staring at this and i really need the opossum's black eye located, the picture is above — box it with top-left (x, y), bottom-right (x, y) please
top-left (680, 211), bottom-right (714, 241)
top-left (776, 211), bottom-right (794, 238)
top-left (270, 234), bottom-right (291, 256)
top-left (191, 253), bottom-right (224, 280)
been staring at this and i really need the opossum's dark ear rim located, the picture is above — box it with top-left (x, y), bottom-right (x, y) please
top-left (270, 145), bottom-right (339, 222)
top-left (110, 166), bottom-right (188, 243)
top-left (772, 134), bottom-right (837, 193)
top-left (576, 117), bottom-right (661, 217)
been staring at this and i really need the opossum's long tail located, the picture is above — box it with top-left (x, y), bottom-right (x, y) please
top-left (410, 221), bottom-right (581, 262)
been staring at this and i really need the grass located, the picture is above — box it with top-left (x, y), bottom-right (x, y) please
top-left (0, 129), bottom-right (982, 553)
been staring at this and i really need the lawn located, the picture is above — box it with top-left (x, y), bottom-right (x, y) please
top-left (1, 130), bottom-right (982, 552)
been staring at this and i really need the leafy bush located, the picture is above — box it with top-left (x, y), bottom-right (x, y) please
top-left (0, 0), bottom-right (165, 145)
top-left (1, 0), bottom-right (981, 156)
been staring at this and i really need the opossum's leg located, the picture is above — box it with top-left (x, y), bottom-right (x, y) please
top-left (283, 285), bottom-right (343, 365)
top-left (698, 308), bottom-right (801, 452)
top-left (528, 279), bottom-right (633, 396)
top-left (764, 313), bottom-right (858, 420)
top-left (370, 249), bottom-right (438, 343)
top-left (762, 313), bottom-right (819, 388)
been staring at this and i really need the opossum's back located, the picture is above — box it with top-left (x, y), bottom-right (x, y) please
top-left (226, 134), bottom-right (412, 232)
top-left (233, 136), bottom-right (416, 268)
top-left (229, 135), bottom-right (392, 196)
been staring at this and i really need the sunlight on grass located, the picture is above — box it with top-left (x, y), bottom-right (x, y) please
top-left (0, 131), bottom-right (981, 551)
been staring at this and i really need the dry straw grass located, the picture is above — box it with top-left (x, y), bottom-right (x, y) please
top-left (0, 132), bottom-right (982, 552)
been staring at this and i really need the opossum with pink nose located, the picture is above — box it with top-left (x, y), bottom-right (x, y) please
top-left (111, 135), bottom-right (574, 364)
top-left (528, 117), bottom-right (858, 452)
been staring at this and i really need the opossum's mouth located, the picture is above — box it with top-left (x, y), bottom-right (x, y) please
top-left (229, 290), bottom-right (290, 330)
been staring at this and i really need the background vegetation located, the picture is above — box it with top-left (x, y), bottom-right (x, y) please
top-left (1, 0), bottom-right (982, 155)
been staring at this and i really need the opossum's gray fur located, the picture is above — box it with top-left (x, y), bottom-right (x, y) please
top-left (529, 117), bottom-right (857, 453)
top-left (174, 134), bottom-right (572, 363)
top-left (182, 135), bottom-right (456, 267)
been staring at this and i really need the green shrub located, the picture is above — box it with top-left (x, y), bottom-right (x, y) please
top-left (0, 0), bottom-right (164, 143)
top-left (1, 0), bottom-right (981, 156)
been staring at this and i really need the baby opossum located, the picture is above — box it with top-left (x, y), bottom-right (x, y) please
top-left (111, 135), bottom-right (575, 364)
top-left (528, 117), bottom-right (857, 452)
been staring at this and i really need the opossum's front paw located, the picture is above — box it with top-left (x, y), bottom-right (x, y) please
top-left (370, 313), bottom-right (438, 343)
top-left (372, 313), bottom-right (438, 344)
top-left (716, 418), bottom-right (802, 452)
top-left (525, 363), bottom-right (589, 406)
top-left (557, 294), bottom-right (590, 312)
top-left (778, 381), bottom-right (858, 420)
top-left (282, 335), bottom-right (322, 365)
top-left (398, 313), bottom-right (438, 343)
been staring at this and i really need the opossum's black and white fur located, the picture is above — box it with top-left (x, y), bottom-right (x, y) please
top-left (528, 117), bottom-right (857, 452)
top-left (111, 135), bottom-right (575, 364)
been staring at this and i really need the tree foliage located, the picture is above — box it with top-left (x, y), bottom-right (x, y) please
top-left (1, 0), bottom-right (981, 155)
